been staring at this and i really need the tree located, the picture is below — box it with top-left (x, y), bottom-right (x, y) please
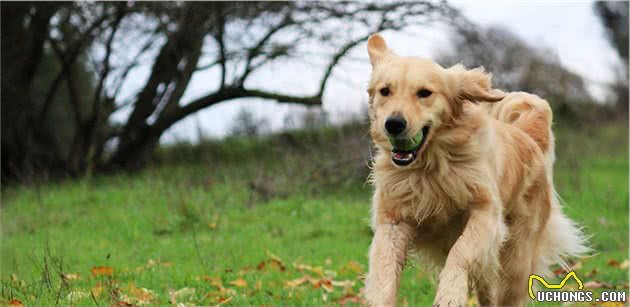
top-left (1, 1), bottom-right (458, 181)
top-left (594, 1), bottom-right (628, 117)
top-left (438, 25), bottom-right (593, 114)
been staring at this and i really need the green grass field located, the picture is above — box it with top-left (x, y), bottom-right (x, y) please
top-left (1, 122), bottom-right (628, 306)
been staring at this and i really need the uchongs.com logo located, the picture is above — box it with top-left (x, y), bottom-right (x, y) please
top-left (528, 271), bottom-right (626, 303)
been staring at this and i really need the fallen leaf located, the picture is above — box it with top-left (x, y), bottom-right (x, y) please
top-left (584, 280), bottom-right (614, 289)
top-left (216, 296), bottom-right (232, 304)
top-left (7, 299), bottom-right (23, 307)
top-left (128, 284), bottom-right (155, 305)
top-left (265, 251), bottom-right (286, 268)
top-left (585, 268), bottom-right (599, 277)
top-left (91, 266), bottom-right (113, 277)
top-left (332, 280), bottom-right (355, 289)
top-left (201, 275), bottom-right (223, 288)
top-left (286, 276), bottom-right (309, 288)
top-left (608, 259), bottom-right (621, 267)
top-left (294, 263), bottom-right (324, 276)
top-left (61, 273), bottom-right (81, 281)
top-left (340, 261), bottom-right (364, 274)
top-left (91, 283), bottom-right (105, 298)
top-left (313, 279), bottom-right (333, 292)
top-left (66, 290), bottom-right (90, 302)
top-left (229, 277), bottom-right (247, 288)
top-left (619, 260), bottom-right (629, 269)
top-left (168, 287), bottom-right (196, 304)
top-left (258, 259), bottom-right (286, 272)
top-left (337, 294), bottom-right (363, 305)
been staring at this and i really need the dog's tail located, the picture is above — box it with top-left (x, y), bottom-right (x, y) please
top-left (536, 192), bottom-right (590, 276)
top-left (486, 92), bottom-right (554, 167)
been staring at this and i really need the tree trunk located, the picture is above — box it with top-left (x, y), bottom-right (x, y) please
top-left (1, 2), bottom-right (63, 182)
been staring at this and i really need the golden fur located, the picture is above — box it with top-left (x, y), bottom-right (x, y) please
top-left (363, 34), bottom-right (587, 307)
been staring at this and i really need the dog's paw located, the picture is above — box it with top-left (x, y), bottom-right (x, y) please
top-left (363, 278), bottom-right (396, 307)
top-left (432, 297), bottom-right (466, 307)
top-left (433, 284), bottom-right (467, 307)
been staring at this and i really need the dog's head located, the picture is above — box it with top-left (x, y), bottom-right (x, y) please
top-left (366, 34), bottom-right (505, 167)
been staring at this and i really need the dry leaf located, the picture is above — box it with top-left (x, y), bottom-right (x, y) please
top-left (128, 284), bottom-right (155, 305)
top-left (584, 280), bottom-right (614, 289)
top-left (313, 279), bottom-right (334, 292)
top-left (340, 261), bottom-right (364, 274)
top-left (294, 263), bottom-right (324, 276)
top-left (8, 299), bottom-right (23, 307)
top-left (229, 277), bottom-right (247, 288)
top-left (61, 273), bottom-right (81, 281)
top-left (216, 296), bottom-right (232, 304)
top-left (619, 260), bottom-right (629, 269)
top-left (585, 268), bottom-right (599, 277)
top-left (258, 259), bottom-right (286, 272)
top-left (91, 282), bottom-right (105, 298)
top-left (91, 266), bottom-right (113, 277)
top-left (286, 276), bottom-right (309, 288)
top-left (608, 259), bottom-right (620, 267)
top-left (337, 294), bottom-right (363, 305)
top-left (66, 290), bottom-right (90, 302)
top-left (169, 287), bottom-right (196, 304)
top-left (201, 276), bottom-right (223, 288)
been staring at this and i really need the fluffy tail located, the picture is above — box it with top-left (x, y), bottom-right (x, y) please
top-left (536, 192), bottom-right (590, 276)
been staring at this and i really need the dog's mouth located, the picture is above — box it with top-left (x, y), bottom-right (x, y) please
top-left (389, 125), bottom-right (431, 167)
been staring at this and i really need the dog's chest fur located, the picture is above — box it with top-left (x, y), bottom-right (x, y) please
top-left (371, 118), bottom-right (493, 226)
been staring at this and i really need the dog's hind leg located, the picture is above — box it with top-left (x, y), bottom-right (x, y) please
top-left (498, 174), bottom-right (552, 306)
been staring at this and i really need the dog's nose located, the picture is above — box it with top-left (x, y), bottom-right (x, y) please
top-left (385, 116), bottom-right (407, 136)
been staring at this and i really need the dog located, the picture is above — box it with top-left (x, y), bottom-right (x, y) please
top-left (363, 34), bottom-right (588, 307)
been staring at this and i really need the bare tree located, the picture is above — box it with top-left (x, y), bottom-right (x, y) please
top-left (438, 25), bottom-right (592, 110)
top-left (594, 1), bottom-right (628, 117)
top-left (2, 1), bottom-right (459, 180)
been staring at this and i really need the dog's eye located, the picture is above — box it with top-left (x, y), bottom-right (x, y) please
top-left (417, 89), bottom-right (432, 98)
top-left (379, 87), bottom-right (390, 97)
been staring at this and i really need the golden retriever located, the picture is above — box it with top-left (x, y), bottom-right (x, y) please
top-left (363, 34), bottom-right (588, 307)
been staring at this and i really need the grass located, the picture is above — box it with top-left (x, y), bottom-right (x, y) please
top-left (1, 121), bottom-right (628, 306)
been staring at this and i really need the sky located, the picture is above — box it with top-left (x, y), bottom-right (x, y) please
top-left (142, 1), bottom-right (621, 143)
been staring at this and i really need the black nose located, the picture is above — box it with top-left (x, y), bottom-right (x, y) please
top-left (385, 116), bottom-right (407, 136)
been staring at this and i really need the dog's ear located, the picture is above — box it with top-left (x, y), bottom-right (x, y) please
top-left (367, 33), bottom-right (392, 66)
top-left (448, 64), bottom-right (505, 103)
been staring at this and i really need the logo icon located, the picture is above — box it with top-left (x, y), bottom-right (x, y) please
top-left (528, 271), bottom-right (584, 300)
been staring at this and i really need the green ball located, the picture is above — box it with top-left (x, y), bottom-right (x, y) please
top-left (389, 129), bottom-right (424, 151)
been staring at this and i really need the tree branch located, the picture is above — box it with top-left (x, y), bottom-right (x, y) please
top-left (38, 12), bottom-right (111, 123)
top-left (214, 6), bottom-right (227, 89)
top-left (239, 10), bottom-right (293, 85)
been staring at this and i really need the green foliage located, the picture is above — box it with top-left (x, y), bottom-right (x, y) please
top-left (1, 121), bottom-right (627, 305)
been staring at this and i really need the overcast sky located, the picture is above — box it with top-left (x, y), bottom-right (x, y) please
top-left (156, 1), bottom-right (621, 143)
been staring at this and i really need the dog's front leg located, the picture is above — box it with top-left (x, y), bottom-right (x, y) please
top-left (364, 220), bottom-right (414, 307)
top-left (434, 194), bottom-right (504, 307)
